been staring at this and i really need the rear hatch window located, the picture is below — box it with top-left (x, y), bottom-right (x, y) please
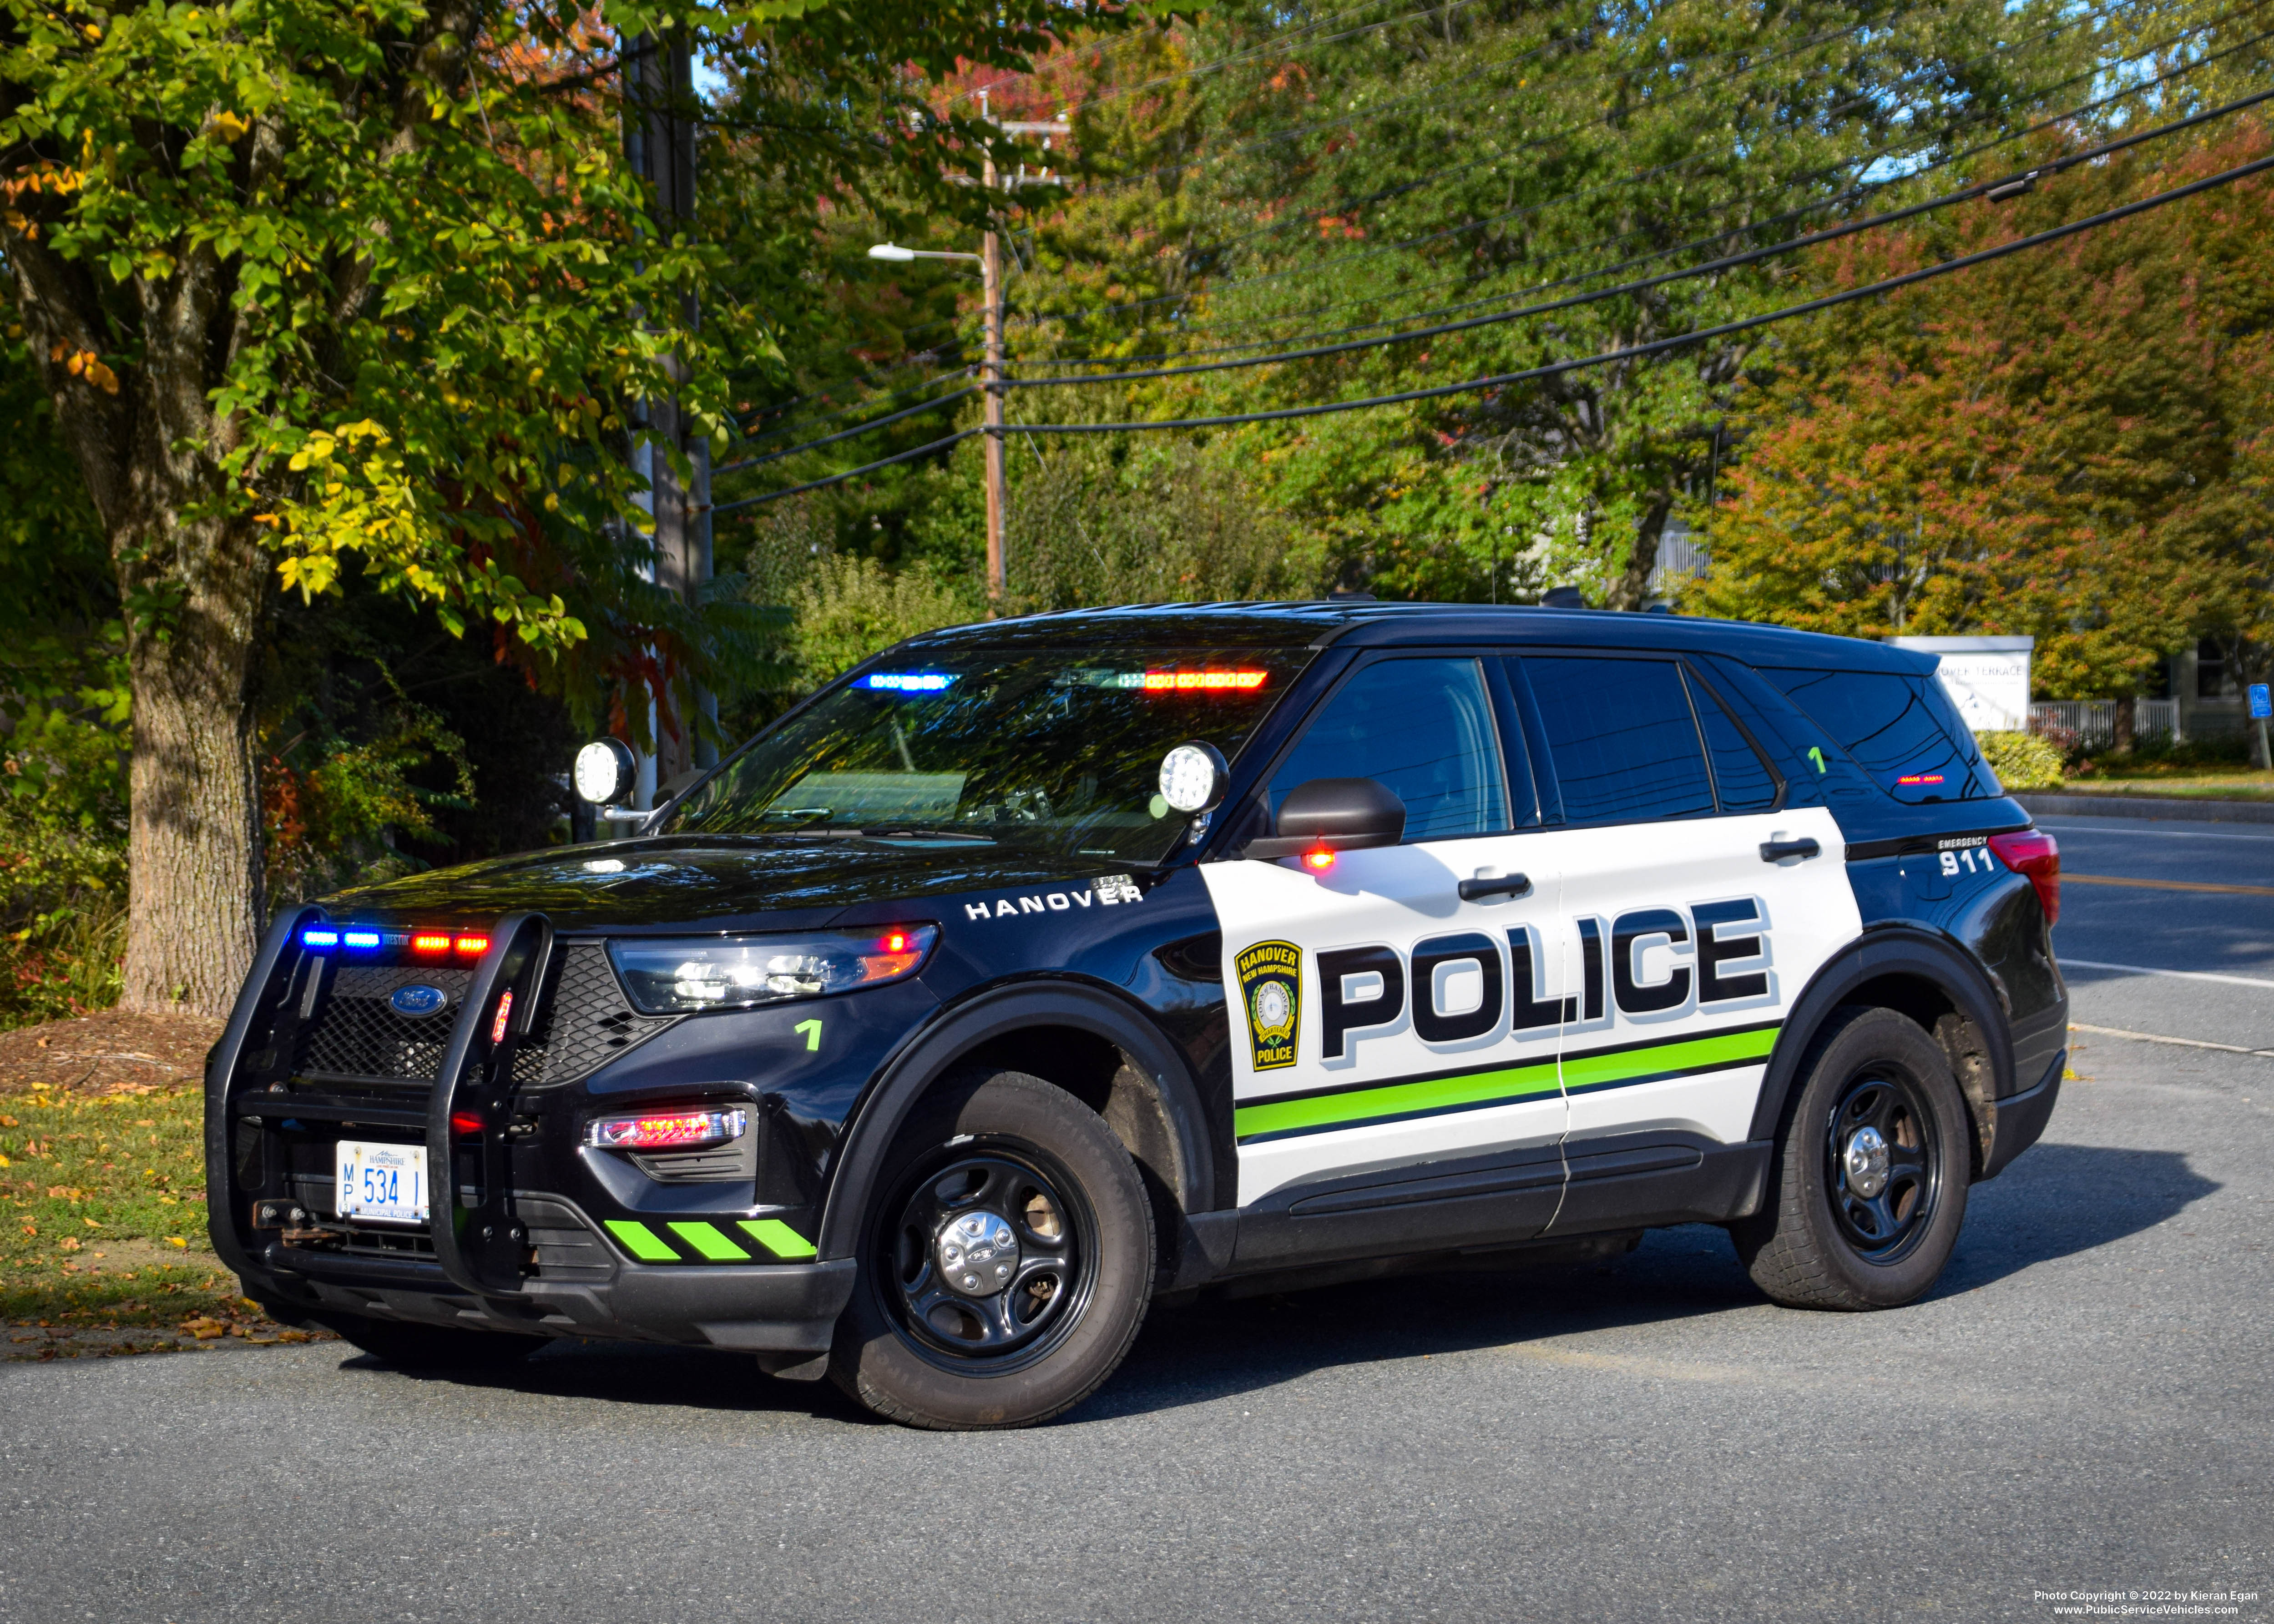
top-left (1758, 667), bottom-right (2000, 804)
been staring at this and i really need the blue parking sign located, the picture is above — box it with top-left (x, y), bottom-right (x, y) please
top-left (2254, 682), bottom-right (2272, 719)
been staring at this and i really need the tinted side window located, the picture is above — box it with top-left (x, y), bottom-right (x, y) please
top-left (1522, 656), bottom-right (1715, 825)
top-left (1762, 668), bottom-right (1992, 803)
top-left (1269, 658), bottom-right (1509, 841)
top-left (1685, 670), bottom-right (1781, 812)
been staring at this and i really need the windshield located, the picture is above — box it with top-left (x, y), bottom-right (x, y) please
top-left (665, 647), bottom-right (1314, 863)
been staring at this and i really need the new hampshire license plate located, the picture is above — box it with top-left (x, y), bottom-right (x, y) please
top-left (336, 1139), bottom-right (429, 1225)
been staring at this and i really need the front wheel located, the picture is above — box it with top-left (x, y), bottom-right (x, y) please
top-left (1732, 1005), bottom-right (1972, 1310)
top-left (829, 1069), bottom-right (1155, 1429)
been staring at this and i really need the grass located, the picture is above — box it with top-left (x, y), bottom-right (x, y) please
top-left (0, 1081), bottom-right (267, 1334)
top-left (2053, 772), bottom-right (2274, 801)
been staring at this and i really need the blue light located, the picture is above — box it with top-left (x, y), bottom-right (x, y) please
top-left (861, 672), bottom-right (955, 693)
top-left (342, 930), bottom-right (382, 949)
top-left (301, 928), bottom-right (339, 949)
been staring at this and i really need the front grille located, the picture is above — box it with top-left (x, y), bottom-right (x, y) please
top-left (297, 967), bottom-right (471, 1083)
top-left (293, 943), bottom-right (677, 1089)
top-left (509, 945), bottom-right (680, 1089)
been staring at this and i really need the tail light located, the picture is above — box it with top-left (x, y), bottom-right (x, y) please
top-left (584, 1106), bottom-right (748, 1152)
top-left (1988, 829), bottom-right (2060, 926)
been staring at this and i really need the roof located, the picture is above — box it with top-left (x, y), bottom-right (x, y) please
top-left (899, 600), bottom-right (1934, 675)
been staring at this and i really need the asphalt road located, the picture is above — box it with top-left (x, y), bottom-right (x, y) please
top-left (2, 813), bottom-right (2268, 1624)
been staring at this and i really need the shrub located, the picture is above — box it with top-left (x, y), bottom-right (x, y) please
top-left (1978, 730), bottom-right (2065, 792)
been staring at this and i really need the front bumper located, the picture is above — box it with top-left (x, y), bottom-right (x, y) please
top-left (248, 1227), bottom-right (856, 1353)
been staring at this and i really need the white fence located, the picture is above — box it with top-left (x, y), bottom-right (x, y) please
top-left (2027, 699), bottom-right (2180, 748)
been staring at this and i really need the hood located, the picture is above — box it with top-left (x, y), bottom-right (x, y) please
top-left (322, 834), bottom-right (1147, 935)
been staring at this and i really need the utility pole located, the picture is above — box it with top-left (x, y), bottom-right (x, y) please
top-left (979, 113), bottom-right (1006, 606)
top-left (623, 31), bottom-right (711, 796)
top-left (870, 107), bottom-right (1063, 612)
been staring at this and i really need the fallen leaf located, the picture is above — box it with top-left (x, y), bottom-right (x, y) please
top-left (276, 1330), bottom-right (311, 1344)
top-left (58, 1236), bottom-right (79, 1252)
top-left (165, 1236), bottom-right (186, 1248)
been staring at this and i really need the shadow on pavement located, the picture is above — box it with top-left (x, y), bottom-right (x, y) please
top-left (335, 1142), bottom-right (2217, 1425)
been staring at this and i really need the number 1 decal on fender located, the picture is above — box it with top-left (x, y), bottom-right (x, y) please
top-left (795, 1019), bottom-right (823, 1051)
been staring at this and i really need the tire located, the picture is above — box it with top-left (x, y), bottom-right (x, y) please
top-left (829, 1068), bottom-right (1156, 1430)
top-left (313, 1310), bottom-right (546, 1370)
top-left (1732, 1004), bottom-right (1972, 1311)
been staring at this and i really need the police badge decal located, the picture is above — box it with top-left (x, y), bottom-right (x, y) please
top-left (1235, 940), bottom-right (1302, 1071)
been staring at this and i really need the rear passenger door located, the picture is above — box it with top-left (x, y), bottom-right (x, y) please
top-left (1508, 653), bottom-right (1862, 1162)
top-left (1201, 654), bottom-right (1569, 1213)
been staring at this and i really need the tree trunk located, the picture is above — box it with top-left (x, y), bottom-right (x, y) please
top-left (2112, 694), bottom-right (2135, 756)
top-left (1605, 490), bottom-right (1676, 613)
top-left (119, 519), bottom-right (266, 1014)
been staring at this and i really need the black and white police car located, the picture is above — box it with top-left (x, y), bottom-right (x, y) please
top-left (207, 602), bottom-right (2067, 1429)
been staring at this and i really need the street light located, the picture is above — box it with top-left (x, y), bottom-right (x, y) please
top-left (869, 236), bottom-right (1007, 605)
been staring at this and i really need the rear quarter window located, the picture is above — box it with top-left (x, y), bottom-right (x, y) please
top-left (1759, 667), bottom-right (1999, 804)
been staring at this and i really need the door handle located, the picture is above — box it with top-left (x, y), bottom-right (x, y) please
top-left (1458, 873), bottom-right (1532, 901)
top-left (1759, 837), bottom-right (1822, 863)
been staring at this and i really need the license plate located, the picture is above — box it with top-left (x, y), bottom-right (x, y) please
top-left (336, 1139), bottom-right (429, 1225)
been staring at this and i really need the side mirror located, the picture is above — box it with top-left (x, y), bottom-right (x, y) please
top-left (1243, 777), bottom-right (1405, 860)
top-left (574, 738), bottom-right (638, 807)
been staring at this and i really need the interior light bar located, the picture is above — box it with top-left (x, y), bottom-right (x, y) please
top-left (454, 934), bottom-right (490, 956)
top-left (861, 672), bottom-right (955, 692)
top-left (301, 928), bottom-right (340, 949)
top-left (411, 933), bottom-right (452, 953)
top-left (1143, 669), bottom-right (1269, 692)
top-left (341, 930), bottom-right (382, 950)
top-left (300, 926), bottom-right (495, 954)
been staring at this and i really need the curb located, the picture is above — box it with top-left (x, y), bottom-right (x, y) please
top-left (2015, 792), bottom-right (2274, 825)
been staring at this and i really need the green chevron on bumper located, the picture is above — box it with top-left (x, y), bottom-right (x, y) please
top-left (601, 1217), bottom-right (818, 1263)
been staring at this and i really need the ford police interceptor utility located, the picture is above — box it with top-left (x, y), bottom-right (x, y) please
top-left (207, 602), bottom-right (2067, 1429)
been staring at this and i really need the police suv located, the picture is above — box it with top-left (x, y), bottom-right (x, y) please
top-left (207, 603), bottom-right (2067, 1429)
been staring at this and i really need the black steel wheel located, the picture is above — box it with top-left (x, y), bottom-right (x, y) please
top-left (829, 1068), bottom-right (1155, 1429)
top-left (883, 1147), bottom-right (1096, 1371)
top-left (1822, 1068), bottom-right (1943, 1265)
top-left (1733, 1004), bottom-right (1973, 1310)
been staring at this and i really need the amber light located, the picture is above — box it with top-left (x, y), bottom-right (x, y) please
top-left (1302, 847), bottom-right (1337, 872)
top-left (1142, 669), bottom-right (1269, 692)
top-left (453, 933), bottom-right (490, 956)
top-left (410, 933), bottom-right (452, 954)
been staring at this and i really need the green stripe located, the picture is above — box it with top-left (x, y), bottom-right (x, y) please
top-left (604, 1219), bottom-right (679, 1262)
top-left (739, 1219), bottom-right (818, 1260)
top-left (1559, 1024), bottom-right (1779, 1093)
top-left (668, 1221), bottom-right (753, 1262)
top-left (1234, 1057), bottom-right (1561, 1142)
top-left (1233, 1023), bottom-right (1783, 1142)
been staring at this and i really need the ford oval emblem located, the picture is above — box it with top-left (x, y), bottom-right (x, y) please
top-left (389, 984), bottom-right (448, 1018)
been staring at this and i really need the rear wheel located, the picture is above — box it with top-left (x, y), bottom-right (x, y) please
top-left (829, 1069), bottom-right (1155, 1430)
top-left (1732, 1005), bottom-right (1972, 1310)
top-left (313, 1311), bottom-right (546, 1370)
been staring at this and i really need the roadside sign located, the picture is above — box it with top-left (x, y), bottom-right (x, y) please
top-left (2253, 682), bottom-right (2272, 719)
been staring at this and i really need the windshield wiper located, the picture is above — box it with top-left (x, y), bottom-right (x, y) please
top-left (857, 827), bottom-right (998, 843)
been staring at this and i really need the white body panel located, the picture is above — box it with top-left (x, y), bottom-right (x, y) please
top-left (1202, 807), bottom-right (1860, 1208)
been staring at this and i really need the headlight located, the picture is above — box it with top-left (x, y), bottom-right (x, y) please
top-left (607, 925), bottom-right (938, 1014)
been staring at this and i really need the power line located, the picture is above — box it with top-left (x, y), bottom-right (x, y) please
top-left (719, 60), bottom-right (2272, 479)
top-left (713, 147), bottom-right (2274, 510)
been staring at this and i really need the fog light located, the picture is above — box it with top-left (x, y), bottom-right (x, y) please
top-left (584, 1107), bottom-right (748, 1152)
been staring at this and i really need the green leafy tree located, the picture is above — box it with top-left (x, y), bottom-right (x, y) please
top-left (0, 0), bottom-right (1116, 1012)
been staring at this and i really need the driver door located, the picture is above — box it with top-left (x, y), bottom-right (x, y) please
top-left (1200, 655), bottom-right (1571, 1221)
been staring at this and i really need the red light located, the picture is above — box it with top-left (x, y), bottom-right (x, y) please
top-left (454, 934), bottom-right (489, 956)
top-left (450, 1111), bottom-right (483, 1135)
top-left (882, 931), bottom-right (910, 953)
top-left (1142, 669), bottom-right (1269, 693)
top-left (490, 990), bottom-right (514, 1044)
top-left (1895, 774), bottom-right (1946, 786)
top-left (411, 933), bottom-right (452, 953)
top-left (1988, 829), bottom-right (2061, 927)
top-left (1302, 847), bottom-right (1337, 872)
